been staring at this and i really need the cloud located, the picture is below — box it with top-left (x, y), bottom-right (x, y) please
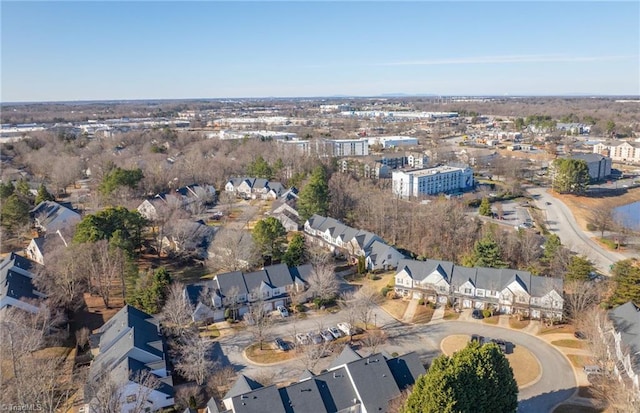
top-left (377, 54), bottom-right (637, 66)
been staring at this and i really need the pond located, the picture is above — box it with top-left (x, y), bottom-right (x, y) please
top-left (613, 201), bottom-right (640, 231)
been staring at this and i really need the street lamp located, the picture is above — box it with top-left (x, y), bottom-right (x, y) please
top-left (374, 313), bottom-right (377, 328)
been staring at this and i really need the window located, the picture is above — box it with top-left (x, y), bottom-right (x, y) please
top-left (464, 288), bottom-right (472, 294)
top-left (126, 395), bottom-right (137, 403)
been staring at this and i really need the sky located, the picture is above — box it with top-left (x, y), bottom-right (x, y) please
top-left (1, 1), bottom-right (639, 102)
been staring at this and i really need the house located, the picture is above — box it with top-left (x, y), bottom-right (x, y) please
top-left (216, 345), bottom-right (425, 413)
top-left (25, 230), bottom-right (69, 265)
top-left (85, 305), bottom-right (174, 412)
top-left (137, 183), bottom-right (217, 220)
top-left (0, 253), bottom-right (45, 315)
top-left (162, 220), bottom-right (217, 259)
top-left (604, 301), bottom-right (640, 398)
top-left (269, 188), bottom-right (301, 231)
top-left (225, 178), bottom-right (286, 200)
top-left (569, 153), bottom-right (612, 181)
top-left (183, 263), bottom-right (312, 323)
top-left (394, 259), bottom-right (564, 320)
top-left (30, 201), bottom-right (80, 234)
top-left (304, 215), bottom-right (404, 271)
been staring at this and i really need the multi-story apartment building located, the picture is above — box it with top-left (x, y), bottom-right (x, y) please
top-left (594, 140), bottom-right (640, 164)
top-left (392, 165), bottom-right (474, 198)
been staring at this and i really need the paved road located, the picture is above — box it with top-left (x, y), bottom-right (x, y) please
top-left (528, 187), bottom-right (626, 275)
top-left (214, 309), bottom-right (574, 413)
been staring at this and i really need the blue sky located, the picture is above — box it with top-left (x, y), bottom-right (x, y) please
top-left (1, 1), bottom-right (639, 102)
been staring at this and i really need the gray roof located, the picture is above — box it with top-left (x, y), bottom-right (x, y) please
top-left (244, 269), bottom-right (272, 293)
top-left (571, 153), bottom-right (609, 163)
top-left (215, 271), bottom-right (249, 296)
top-left (232, 385), bottom-right (286, 413)
top-left (30, 201), bottom-right (79, 230)
top-left (530, 275), bottom-right (562, 297)
top-left (109, 357), bottom-right (174, 397)
top-left (314, 367), bottom-right (359, 412)
top-left (451, 266), bottom-right (478, 288)
top-left (609, 302), bottom-right (640, 370)
top-left (397, 258), bottom-right (454, 283)
top-left (329, 345), bottom-right (362, 370)
top-left (279, 380), bottom-right (328, 413)
top-left (206, 397), bottom-right (221, 413)
top-left (0, 253), bottom-right (41, 304)
top-left (266, 263), bottom-right (296, 289)
top-left (224, 375), bottom-right (263, 401)
top-left (298, 369), bottom-right (315, 381)
top-left (386, 352), bottom-right (426, 390)
top-left (345, 354), bottom-right (401, 412)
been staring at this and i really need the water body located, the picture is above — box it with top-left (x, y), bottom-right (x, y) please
top-left (614, 201), bottom-right (640, 231)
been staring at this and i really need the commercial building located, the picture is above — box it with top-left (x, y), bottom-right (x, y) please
top-left (593, 140), bottom-right (640, 164)
top-left (570, 153), bottom-right (612, 181)
top-left (392, 165), bottom-right (474, 198)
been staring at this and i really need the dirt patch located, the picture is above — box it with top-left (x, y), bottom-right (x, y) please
top-left (443, 309), bottom-right (460, 320)
top-left (567, 354), bottom-right (596, 368)
top-left (551, 186), bottom-right (640, 231)
top-left (441, 335), bottom-right (541, 388)
top-left (482, 316), bottom-right (499, 325)
top-left (509, 317), bottom-right (531, 329)
top-left (412, 305), bottom-right (435, 324)
top-left (245, 342), bottom-right (298, 364)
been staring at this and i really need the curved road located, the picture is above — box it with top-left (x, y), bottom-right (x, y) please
top-left (214, 308), bottom-right (575, 413)
top-left (528, 187), bottom-right (626, 275)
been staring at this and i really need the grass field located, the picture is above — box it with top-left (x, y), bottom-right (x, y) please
top-left (551, 339), bottom-right (585, 349)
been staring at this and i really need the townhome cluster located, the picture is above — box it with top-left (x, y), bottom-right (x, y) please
top-left (184, 263), bottom-right (313, 323)
top-left (394, 258), bottom-right (564, 320)
top-left (205, 345), bottom-right (425, 413)
top-left (225, 177), bottom-right (287, 200)
top-left (85, 305), bottom-right (174, 412)
top-left (602, 301), bottom-right (640, 400)
top-left (303, 215), bottom-right (405, 272)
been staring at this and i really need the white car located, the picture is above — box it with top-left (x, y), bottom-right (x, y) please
top-left (328, 326), bottom-right (343, 339)
top-left (296, 333), bottom-right (309, 345)
top-left (277, 305), bottom-right (289, 318)
top-left (337, 322), bottom-right (353, 335)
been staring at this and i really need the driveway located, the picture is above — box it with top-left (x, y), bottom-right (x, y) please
top-left (214, 308), bottom-right (574, 413)
top-left (528, 187), bottom-right (626, 274)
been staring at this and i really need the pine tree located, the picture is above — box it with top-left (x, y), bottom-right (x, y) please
top-left (403, 342), bottom-right (517, 413)
top-left (464, 232), bottom-right (507, 268)
top-left (283, 233), bottom-right (306, 267)
top-left (298, 166), bottom-right (330, 222)
top-left (35, 184), bottom-right (55, 204)
top-left (478, 197), bottom-right (492, 216)
top-left (609, 259), bottom-right (640, 306)
top-left (252, 217), bottom-right (287, 263)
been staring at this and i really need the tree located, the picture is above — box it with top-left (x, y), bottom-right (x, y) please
top-left (86, 368), bottom-right (161, 413)
top-left (0, 194), bottom-right (30, 234)
top-left (207, 228), bottom-right (259, 272)
top-left (129, 267), bottom-right (172, 314)
top-left (350, 286), bottom-right (382, 330)
top-left (464, 232), bottom-right (507, 268)
top-left (564, 279), bottom-right (603, 322)
top-left (74, 206), bottom-right (148, 255)
top-left (589, 207), bottom-right (617, 238)
top-left (283, 232), bottom-right (306, 266)
top-left (252, 217), bottom-right (287, 263)
top-left (172, 331), bottom-right (215, 385)
top-left (0, 181), bottom-right (15, 199)
top-left (478, 197), bottom-right (492, 216)
top-left (306, 264), bottom-right (340, 306)
top-left (35, 183), bottom-right (55, 204)
top-left (99, 166), bottom-right (144, 195)
top-left (514, 117), bottom-right (525, 130)
top-left (298, 165), bottom-right (330, 221)
top-left (551, 158), bottom-right (590, 194)
top-left (403, 342), bottom-right (517, 413)
top-left (159, 282), bottom-right (194, 336)
top-left (83, 240), bottom-right (127, 308)
top-left (565, 255), bottom-right (595, 282)
top-left (605, 120), bottom-right (616, 135)
top-left (246, 289), bottom-right (274, 350)
top-left (609, 259), bottom-right (640, 306)
top-left (246, 155), bottom-right (274, 179)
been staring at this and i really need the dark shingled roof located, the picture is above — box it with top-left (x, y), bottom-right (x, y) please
top-left (329, 345), bottom-right (361, 370)
top-left (386, 352), bottom-right (426, 390)
top-left (279, 379), bottom-right (328, 413)
top-left (231, 385), bottom-right (286, 413)
top-left (0, 253), bottom-right (42, 304)
top-left (224, 375), bottom-right (263, 401)
top-left (314, 367), bottom-right (359, 412)
top-left (344, 354), bottom-right (401, 412)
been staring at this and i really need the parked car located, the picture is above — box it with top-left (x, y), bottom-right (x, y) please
top-left (491, 338), bottom-right (507, 353)
top-left (296, 333), bottom-right (309, 346)
top-left (320, 330), bottom-right (334, 342)
top-left (274, 337), bottom-right (289, 351)
top-left (328, 326), bottom-right (343, 339)
top-left (471, 309), bottom-right (484, 319)
top-left (574, 331), bottom-right (586, 340)
top-left (309, 332), bottom-right (323, 344)
top-left (584, 365), bottom-right (602, 374)
top-left (337, 322), bottom-right (353, 335)
top-left (470, 334), bottom-right (484, 343)
top-left (277, 305), bottom-right (289, 318)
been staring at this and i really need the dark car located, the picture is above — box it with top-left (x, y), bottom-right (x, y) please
top-left (574, 331), bottom-right (587, 340)
top-left (472, 309), bottom-right (484, 319)
top-left (491, 338), bottom-right (507, 353)
top-left (470, 334), bottom-right (484, 343)
top-left (274, 338), bottom-right (288, 351)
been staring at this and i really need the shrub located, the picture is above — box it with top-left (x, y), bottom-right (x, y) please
top-left (391, 352), bottom-right (399, 358)
top-left (381, 286), bottom-right (390, 297)
top-left (418, 298), bottom-right (425, 306)
top-left (386, 291), bottom-right (397, 299)
top-left (482, 309), bottom-right (492, 318)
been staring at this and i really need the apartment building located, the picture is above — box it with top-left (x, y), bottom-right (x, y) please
top-left (392, 165), bottom-right (474, 198)
top-left (594, 140), bottom-right (640, 164)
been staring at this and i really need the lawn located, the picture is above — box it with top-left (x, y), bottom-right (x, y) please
top-left (540, 324), bottom-right (575, 335)
top-left (412, 305), bottom-right (435, 324)
top-left (566, 354), bottom-right (595, 368)
top-left (551, 339), bottom-right (585, 349)
top-left (443, 309), bottom-right (460, 320)
top-left (198, 324), bottom-right (220, 339)
top-left (508, 317), bottom-right (530, 329)
top-left (441, 335), bottom-right (541, 388)
top-left (553, 404), bottom-right (605, 413)
top-left (380, 298), bottom-right (409, 320)
top-left (482, 316), bottom-right (499, 325)
top-left (245, 342), bottom-right (298, 364)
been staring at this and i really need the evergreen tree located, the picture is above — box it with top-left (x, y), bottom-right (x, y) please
top-left (99, 167), bottom-right (144, 195)
top-left (551, 159), bottom-right (590, 194)
top-left (565, 255), bottom-right (594, 282)
top-left (478, 197), bottom-right (492, 216)
top-left (403, 342), bottom-right (517, 413)
top-left (542, 234), bottom-right (562, 263)
top-left (609, 259), bottom-right (640, 306)
top-left (73, 206), bottom-right (148, 255)
top-left (298, 166), bottom-right (330, 221)
top-left (252, 217), bottom-right (287, 263)
top-left (130, 267), bottom-right (172, 314)
top-left (35, 183), bottom-right (55, 204)
top-left (0, 182), bottom-right (15, 200)
top-left (246, 156), bottom-right (274, 179)
top-left (464, 232), bottom-right (507, 268)
top-left (283, 233), bottom-right (306, 267)
top-left (0, 194), bottom-right (30, 233)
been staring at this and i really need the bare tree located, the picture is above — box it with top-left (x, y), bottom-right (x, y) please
top-left (206, 364), bottom-right (237, 402)
top-left (387, 387), bottom-right (413, 413)
top-left (207, 228), bottom-right (259, 272)
top-left (361, 330), bottom-right (387, 354)
top-left (83, 240), bottom-right (126, 308)
top-left (246, 290), bottom-right (274, 350)
top-left (174, 383), bottom-right (205, 412)
top-left (589, 207), bottom-right (617, 238)
top-left (86, 369), bottom-right (162, 413)
top-left (338, 291), bottom-right (360, 337)
top-left (564, 279), bottom-right (604, 323)
top-left (158, 282), bottom-right (194, 336)
top-left (172, 331), bottom-right (215, 386)
top-left (306, 264), bottom-right (340, 306)
top-left (297, 340), bottom-right (336, 373)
